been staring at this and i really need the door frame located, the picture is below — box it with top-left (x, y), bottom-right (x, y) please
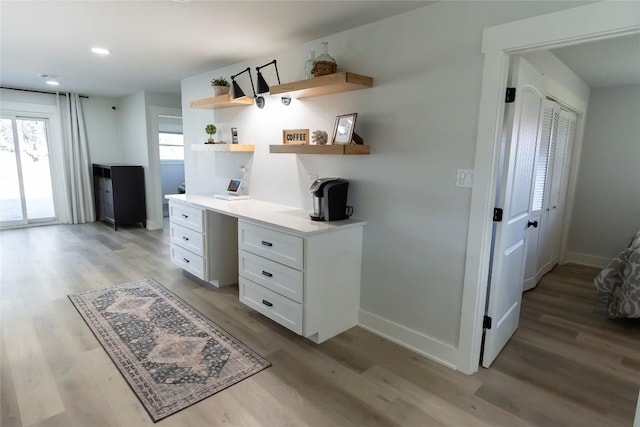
top-left (456, 2), bottom-right (640, 374)
top-left (147, 106), bottom-right (182, 230)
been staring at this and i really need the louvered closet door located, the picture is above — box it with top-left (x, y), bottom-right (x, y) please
top-left (546, 108), bottom-right (577, 268)
top-left (533, 101), bottom-right (560, 282)
top-left (524, 99), bottom-right (559, 291)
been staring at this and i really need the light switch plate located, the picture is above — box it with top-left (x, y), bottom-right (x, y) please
top-left (456, 169), bottom-right (474, 188)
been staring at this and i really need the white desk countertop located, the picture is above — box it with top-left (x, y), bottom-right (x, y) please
top-left (165, 194), bottom-right (366, 236)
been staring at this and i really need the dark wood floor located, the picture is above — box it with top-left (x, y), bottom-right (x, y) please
top-left (1, 222), bottom-right (638, 426)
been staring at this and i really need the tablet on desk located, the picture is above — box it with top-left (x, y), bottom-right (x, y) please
top-left (214, 179), bottom-right (250, 200)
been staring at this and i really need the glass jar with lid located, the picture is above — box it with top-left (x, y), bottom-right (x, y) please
top-left (312, 41), bottom-right (337, 77)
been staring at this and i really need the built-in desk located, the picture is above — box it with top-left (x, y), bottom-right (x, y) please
top-left (165, 194), bottom-right (366, 343)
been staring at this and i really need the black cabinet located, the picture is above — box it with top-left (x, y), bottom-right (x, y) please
top-left (93, 164), bottom-right (146, 230)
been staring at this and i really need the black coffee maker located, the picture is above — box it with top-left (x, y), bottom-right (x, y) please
top-left (309, 178), bottom-right (349, 221)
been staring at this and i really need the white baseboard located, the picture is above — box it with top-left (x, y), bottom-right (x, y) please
top-left (146, 219), bottom-right (164, 230)
top-left (565, 251), bottom-right (610, 268)
top-left (358, 309), bottom-right (457, 370)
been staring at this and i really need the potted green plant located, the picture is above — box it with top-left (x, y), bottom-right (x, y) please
top-left (211, 77), bottom-right (230, 96)
top-left (205, 124), bottom-right (217, 143)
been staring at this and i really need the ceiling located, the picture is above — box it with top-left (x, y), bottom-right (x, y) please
top-left (0, 0), bottom-right (432, 98)
top-left (551, 34), bottom-right (640, 88)
top-left (1, 2), bottom-right (638, 99)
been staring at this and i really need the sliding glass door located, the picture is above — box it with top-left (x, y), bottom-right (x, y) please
top-left (0, 116), bottom-right (57, 227)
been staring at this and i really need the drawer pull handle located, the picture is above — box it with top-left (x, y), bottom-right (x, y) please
top-left (183, 258), bottom-right (190, 263)
top-left (182, 214), bottom-right (189, 218)
top-left (262, 299), bottom-right (273, 307)
top-left (261, 240), bottom-right (273, 247)
top-left (261, 270), bottom-right (273, 278)
top-left (182, 236), bottom-right (189, 241)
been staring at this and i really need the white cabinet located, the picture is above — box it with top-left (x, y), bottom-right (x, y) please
top-left (238, 220), bottom-right (363, 343)
top-left (169, 199), bottom-right (238, 287)
top-left (165, 195), bottom-right (366, 344)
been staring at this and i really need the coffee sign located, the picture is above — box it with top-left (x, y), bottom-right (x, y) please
top-left (282, 129), bottom-right (310, 145)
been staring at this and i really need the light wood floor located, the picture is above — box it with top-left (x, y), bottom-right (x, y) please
top-left (1, 223), bottom-right (638, 427)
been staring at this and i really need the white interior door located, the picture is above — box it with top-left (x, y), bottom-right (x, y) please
top-left (482, 57), bottom-right (546, 367)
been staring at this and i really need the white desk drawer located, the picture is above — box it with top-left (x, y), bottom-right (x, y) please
top-left (239, 277), bottom-right (303, 335)
top-left (169, 202), bottom-right (203, 232)
top-left (170, 223), bottom-right (204, 256)
top-left (238, 221), bottom-right (303, 270)
top-left (171, 244), bottom-right (204, 279)
top-left (239, 250), bottom-right (303, 303)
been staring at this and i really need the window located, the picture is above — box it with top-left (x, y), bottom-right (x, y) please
top-left (159, 132), bottom-right (184, 160)
top-left (0, 116), bottom-right (57, 226)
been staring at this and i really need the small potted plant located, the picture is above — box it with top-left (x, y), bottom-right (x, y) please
top-left (205, 124), bottom-right (217, 144)
top-left (211, 77), bottom-right (230, 96)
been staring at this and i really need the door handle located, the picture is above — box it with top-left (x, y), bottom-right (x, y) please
top-left (527, 220), bottom-right (538, 228)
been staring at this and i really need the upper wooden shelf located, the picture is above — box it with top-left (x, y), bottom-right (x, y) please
top-left (269, 72), bottom-right (373, 99)
top-left (189, 94), bottom-right (254, 110)
top-left (269, 144), bottom-right (370, 155)
top-left (192, 144), bottom-right (255, 152)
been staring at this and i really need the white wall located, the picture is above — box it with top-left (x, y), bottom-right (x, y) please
top-left (181, 1), bottom-right (590, 366)
top-left (118, 91), bottom-right (148, 165)
top-left (0, 88), bottom-right (57, 106)
top-left (0, 89), bottom-right (122, 165)
top-left (568, 84), bottom-right (640, 262)
top-left (117, 91), bottom-right (181, 229)
top-left (82, 96), bottom-right (122, 164)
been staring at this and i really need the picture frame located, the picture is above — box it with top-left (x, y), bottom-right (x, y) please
top-left (331, 113), bottom-right (358, 145)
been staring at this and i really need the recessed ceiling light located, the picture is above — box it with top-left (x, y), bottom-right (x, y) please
top-left (46, 80), bottom-right (60, 86)
top-left (91, 47), bottom-right (110, 55)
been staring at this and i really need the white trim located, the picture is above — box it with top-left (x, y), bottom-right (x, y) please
top-left (481, 2), bottom-right (640, 53)
top-left (565, 251), bottom-right (611, 269)
top-left (146, 219), bottom-right (164, 231)
top-left (458, 2), bottom-right (640, 375)
top-left (359, 309), bottom-right (457, 370)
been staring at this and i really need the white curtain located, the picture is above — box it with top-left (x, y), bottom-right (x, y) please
top-left (59, 93), bottom-right (95, 224)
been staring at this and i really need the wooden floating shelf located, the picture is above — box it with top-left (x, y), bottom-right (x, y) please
top-left (269, 144), bottom-right (370, 155)
top-left (269, 72), bottom-right (373, 99)
top-left (189, 94), bottom-right (254, 110)
top-left (191, 144), bottom-right (255, 152)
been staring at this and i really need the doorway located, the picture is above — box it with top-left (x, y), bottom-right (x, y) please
top-left (157, 115), bottom-right (184, 219)
top-left (0, 115), bottom-right (57, 227)
top-left (456, 2), bottom-right (640, 374)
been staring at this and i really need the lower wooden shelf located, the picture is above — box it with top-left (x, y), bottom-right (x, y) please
top-left (269, 144), bottom-right (370, 155)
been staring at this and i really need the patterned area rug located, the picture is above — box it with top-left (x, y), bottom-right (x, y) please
top-left (69, 278), bottom-right (270, 422)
